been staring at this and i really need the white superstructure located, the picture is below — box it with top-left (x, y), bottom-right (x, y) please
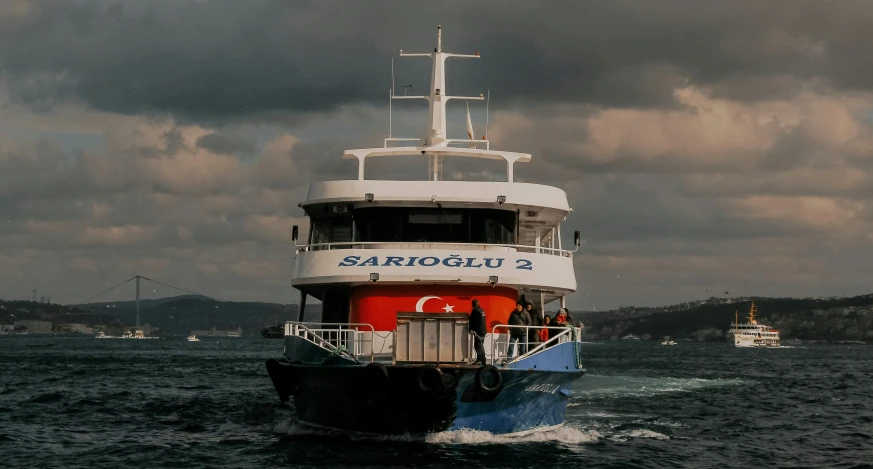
top-left (289, 26), bottom-right (579, 332)
top-left (729, 302), bottom-right (780, 347)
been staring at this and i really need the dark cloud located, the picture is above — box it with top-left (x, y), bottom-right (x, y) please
top-left (3, 0), bottom-right (873, 308)
top-left (196, 132), bottom-right (257, 156)
top-left (2, 0), bottom-right (873, 121)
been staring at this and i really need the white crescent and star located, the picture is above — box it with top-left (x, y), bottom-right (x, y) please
top-left (415, 296), bottom-right (455, 313)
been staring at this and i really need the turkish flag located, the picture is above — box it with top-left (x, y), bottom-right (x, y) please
top-left (350, 285), bottom-right (517, 331)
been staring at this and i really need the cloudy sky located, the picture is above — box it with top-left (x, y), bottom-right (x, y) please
top-left (2, 0), bottom-right (872, 309)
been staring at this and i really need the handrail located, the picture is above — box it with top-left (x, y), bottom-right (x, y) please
top-left (294, 322), bottom-right (376, 333)
top-left (488, 324), bottom-right (582, 366)
top-left (285, 321), bottom-right (377, 363)
top-left (296, 241), bottom-right (573, 257)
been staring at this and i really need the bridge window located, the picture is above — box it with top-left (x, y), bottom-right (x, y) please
top-left (310, 219), bottom-right (353, 245)
top-left (353, 207), bottom-right (516, 244)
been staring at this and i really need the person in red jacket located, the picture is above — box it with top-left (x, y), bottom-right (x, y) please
top-left (538, 315), bottom-right (551, 343)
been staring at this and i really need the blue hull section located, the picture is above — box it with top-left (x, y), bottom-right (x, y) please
top-left (269, 337), bottom-right (584, 435)
top-left (452, 342), bottom-right (583, 435)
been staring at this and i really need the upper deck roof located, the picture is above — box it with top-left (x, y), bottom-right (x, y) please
top-left (301, 180), bottom-right (570, 214)
top-left (306, 27), bottom-right (568, 223)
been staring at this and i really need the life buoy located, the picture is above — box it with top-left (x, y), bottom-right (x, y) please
top-left (475, 365), bottom-right (502, 393)
top-left (417, 365), bottom-right (445, 394)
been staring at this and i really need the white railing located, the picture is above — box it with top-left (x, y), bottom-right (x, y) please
top-left (285, 322), bottom-right (376, 363)
top-left (296, 241), bottom-right (572, 257)
top-left (488, 325), bottom-right (583, 366)
top-left (284, 321), bottom-right (581, 367)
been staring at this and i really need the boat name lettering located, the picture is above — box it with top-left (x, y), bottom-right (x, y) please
top-left (524, 384), bottom-right (560, 393)
top-left (337, 255), bottom-right (532, 270)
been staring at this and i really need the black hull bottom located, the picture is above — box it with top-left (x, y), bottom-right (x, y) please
top-left (266, 359), bottom-right (464, 434)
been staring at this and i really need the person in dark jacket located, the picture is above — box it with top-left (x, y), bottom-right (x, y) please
top-left (519, 301), bottom-right (532, 327)
top-left (525, 301), bottom-right (542, 348)
top-left (561, 308), bottom-right (576, 327)
top-left (507, 302), bottom-right (526, 357)
top-left (567, 311), bottom-right (576, 327)
top-left (469, 299), bottom-right (487, 365)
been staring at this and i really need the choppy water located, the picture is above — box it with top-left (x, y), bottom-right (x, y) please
top-left (1, 338), bottom-right (871, 468)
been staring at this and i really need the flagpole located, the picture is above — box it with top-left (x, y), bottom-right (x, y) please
top-left (485, 89), bottom-right (490, 141)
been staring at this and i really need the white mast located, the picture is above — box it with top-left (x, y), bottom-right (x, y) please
top-left (357, 26), bottom-right (529, 183)
top-left (394, 26), bottom-right (484, 179)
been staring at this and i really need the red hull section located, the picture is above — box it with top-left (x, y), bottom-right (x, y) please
top-left (350, 285), bottom-right (517, 331)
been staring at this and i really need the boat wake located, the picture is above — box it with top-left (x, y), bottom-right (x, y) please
top-left (273, 421), bottom-right (601, 445)
top-left (575, 375), bottom-right (746, 398)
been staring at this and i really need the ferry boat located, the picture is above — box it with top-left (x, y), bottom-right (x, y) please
top-left (261, 324), bottom-right (284, 339)
top-left (187, 335), bottom-right (200, 342)
top-left (729, 302), bottom-right (780, 347)
top-left (265, 26), bottom-right (585, 436)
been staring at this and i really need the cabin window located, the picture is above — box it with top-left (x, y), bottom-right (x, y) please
top-left (353, 207), bottom-right (516, 244)
top-left (309, 219), bottom-right (354, 245)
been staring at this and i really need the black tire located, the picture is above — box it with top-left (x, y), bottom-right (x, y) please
top-left (417, 365), bottom-right (445, 394)
top-left (475, 365), bottom-right (502, 393)
top-left (365, 362), bottom-right (390, 384)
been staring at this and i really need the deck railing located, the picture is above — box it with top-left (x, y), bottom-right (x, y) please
top-left (295, 241), bottom-right (572, 257)
top-left (488, 325), bottom-right (583, 366)
top-left (283, 321), bottom-right (582, 367)
top-left (285, 322), bottom-right (376, 363)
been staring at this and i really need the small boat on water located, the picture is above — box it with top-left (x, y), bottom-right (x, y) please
top-left (621, 334), bottom-right (641, 341)
top-left (728, 302), bottom-right (780, 347)
top-left (261, 324), bottom-right (284, 339)
top-left (661, 340), bottom-right (677, 346)
top-left (187, 335), bottom-right (200, 342)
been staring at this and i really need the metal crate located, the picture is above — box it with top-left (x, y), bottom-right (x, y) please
top-left (394, 313), bottom-right (470, 363)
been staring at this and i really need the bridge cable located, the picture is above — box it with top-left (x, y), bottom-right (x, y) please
top-left (137, 276), bottom-right (228, 303)
top-left (76, 276), bottom-right (137, 305)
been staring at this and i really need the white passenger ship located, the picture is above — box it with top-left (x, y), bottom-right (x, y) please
top-left (265, 26), bottom-right (585, 436)
top-left (729, 302), bottom-right (781, 347)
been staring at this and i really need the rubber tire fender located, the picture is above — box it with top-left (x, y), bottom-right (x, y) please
top-left (474, 365), bottom-right (503, 393)
top-left (365, 362), bottom-right (390, 385)
top-left (416, 365), bottom-right (445, 394)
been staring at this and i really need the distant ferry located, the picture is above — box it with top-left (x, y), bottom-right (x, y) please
top-left (261, 324), bottom-right (284, 339)
top-left (621, 334), bottom-right (640, 340)
top-left (729, 302), bottom-right (780, 347)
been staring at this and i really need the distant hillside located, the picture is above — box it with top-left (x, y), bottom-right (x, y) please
top-left (6, 294), bottom-right (872, 341)
top-left (1, 296), bottom-right (322, 336)
top-left (575, 294), bottom-right (873, 341)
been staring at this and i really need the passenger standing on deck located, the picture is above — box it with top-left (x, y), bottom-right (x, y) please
top-left (469, 299), bottom-right (487, 365)
top-left (508, 302), bottom-right (526, 357)
top-left (525, 301), bottom-right (542, 349)
top-left (561, 308), bottom-right (576, 327)
top-left (540, 315), bottom-right (552, 345)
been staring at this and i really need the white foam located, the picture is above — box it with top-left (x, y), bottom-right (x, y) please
top-left (575, 375), bottom-right (745, 398)
top-left (273, 420), bottom-right (601, 445)
top-left (426, 425), bottom-right (600, 445)
top-left (627, 429), bottom-right (670, 440)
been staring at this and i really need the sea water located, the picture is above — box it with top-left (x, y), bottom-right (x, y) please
top-left (1, 338), bottom-right (870, 468)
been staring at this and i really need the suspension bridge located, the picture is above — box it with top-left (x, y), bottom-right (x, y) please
top-left (76, 275), bottom-right (228, 328)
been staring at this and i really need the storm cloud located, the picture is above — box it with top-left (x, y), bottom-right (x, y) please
top-left (1, 0), bottom-right (872, 308)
